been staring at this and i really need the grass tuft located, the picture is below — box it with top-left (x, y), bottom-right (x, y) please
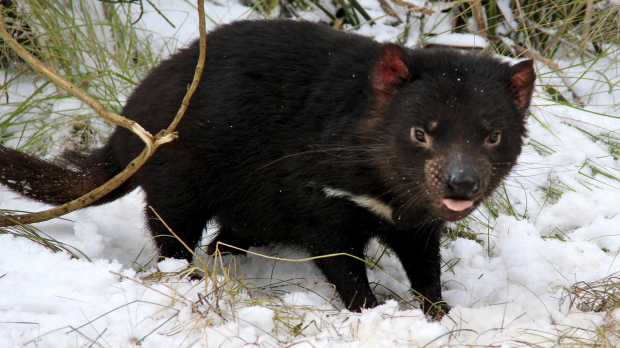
top-left (0, 0), bottom-right (159, 155)
top-left (0, 209), bottom-right (90, 260)
top-left (566, 272), bottom-right (620, 313)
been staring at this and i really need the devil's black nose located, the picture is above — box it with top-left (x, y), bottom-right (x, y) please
top-left (446, 167), bottom-right (480, 198)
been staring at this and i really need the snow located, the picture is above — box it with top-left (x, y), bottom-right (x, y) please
top-left (2, 0), bottom-right (620, 347)
top-left (425, 33), bottom-right (489, 49)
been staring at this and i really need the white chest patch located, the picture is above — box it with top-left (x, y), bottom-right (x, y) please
top-left (322, 187), bottom-right (394, 223)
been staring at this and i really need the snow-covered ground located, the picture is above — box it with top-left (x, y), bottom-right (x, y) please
top-left (2, 0), bottom-right (620, 347)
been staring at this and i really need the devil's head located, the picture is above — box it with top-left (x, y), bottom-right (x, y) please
top-left (363, 44), bottom-right (535, 223)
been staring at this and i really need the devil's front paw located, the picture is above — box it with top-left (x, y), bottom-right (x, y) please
top-left (422, 299), bottom-right (450, 321)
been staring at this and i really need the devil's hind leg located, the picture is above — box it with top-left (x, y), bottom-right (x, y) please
top-left (141, 175), bottom-right (211, 261)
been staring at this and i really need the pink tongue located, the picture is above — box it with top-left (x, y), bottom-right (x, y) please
top-left (440, 198), bottom-right (474, 212)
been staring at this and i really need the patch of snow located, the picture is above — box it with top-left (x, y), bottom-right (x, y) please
top-left (1, 0), bottom-right (620, 347)
top-left (426, 32), bottom-right (489, 49)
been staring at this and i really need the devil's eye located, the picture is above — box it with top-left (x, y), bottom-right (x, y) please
top-left (411, 128), bottom-right (426, 143)
top-left (487, 132), bottom-right (501, 145)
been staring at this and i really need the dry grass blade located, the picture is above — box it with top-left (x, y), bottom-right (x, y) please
top-left (377, 0), bottom-right (402, 23)
top-left (566, 272), bottom-right (620, 313)
top-left (581, 0), bottom-right (595, 50)
top-left (470, 0), bottom-right (488, 37)
top-left (382, 0), bottom-right (434, 15)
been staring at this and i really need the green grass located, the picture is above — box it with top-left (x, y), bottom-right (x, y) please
top-left (0, 209), bottom-right (90, 259)
top-left (0, 0), bottom-right (162, 155)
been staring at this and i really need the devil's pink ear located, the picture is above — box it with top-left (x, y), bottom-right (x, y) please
top-left (509, 59), bottom-right (536, 114)
top-left (372, 43), bottom-right (410, 104)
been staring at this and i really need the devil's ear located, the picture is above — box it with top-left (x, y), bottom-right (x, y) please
top-left (508, 59), bottom-right (536, 115)
top-left (372, 43), bottom-right (410, 104)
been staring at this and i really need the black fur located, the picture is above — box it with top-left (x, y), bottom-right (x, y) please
top-left (0, 20), bottom-right (535, 313)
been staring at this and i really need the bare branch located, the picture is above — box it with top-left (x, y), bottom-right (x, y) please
top-left (0, 1), bottom-right (208, 226)
top-left (167, 0), bottom-right (207, 134)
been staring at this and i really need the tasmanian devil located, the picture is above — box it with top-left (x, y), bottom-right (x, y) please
top-left (0, 20), bottom-right (535, 314)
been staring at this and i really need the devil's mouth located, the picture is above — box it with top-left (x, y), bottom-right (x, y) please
top-left (439, 198), bottom-right (474, 212)
top-left (433, 197), bottom-right (477, 222)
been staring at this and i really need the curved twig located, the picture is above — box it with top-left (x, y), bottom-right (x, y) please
top-left (0, 1), bottom-right (207, 226)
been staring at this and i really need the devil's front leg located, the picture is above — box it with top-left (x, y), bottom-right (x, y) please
top-left (309, 237), bottom-right (377, 311)
top-left (382, 221), bottom-right (448, 317)
top-left (295, 196), bottom-right (382, 311)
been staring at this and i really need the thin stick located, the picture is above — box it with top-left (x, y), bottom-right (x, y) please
top-left (0, 146), bottom-right (151, 226)
top-left (166, 0), bottom-right (207, 134)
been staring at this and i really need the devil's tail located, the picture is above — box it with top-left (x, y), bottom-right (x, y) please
top-left (0, 144), bottom-right (136, 206)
